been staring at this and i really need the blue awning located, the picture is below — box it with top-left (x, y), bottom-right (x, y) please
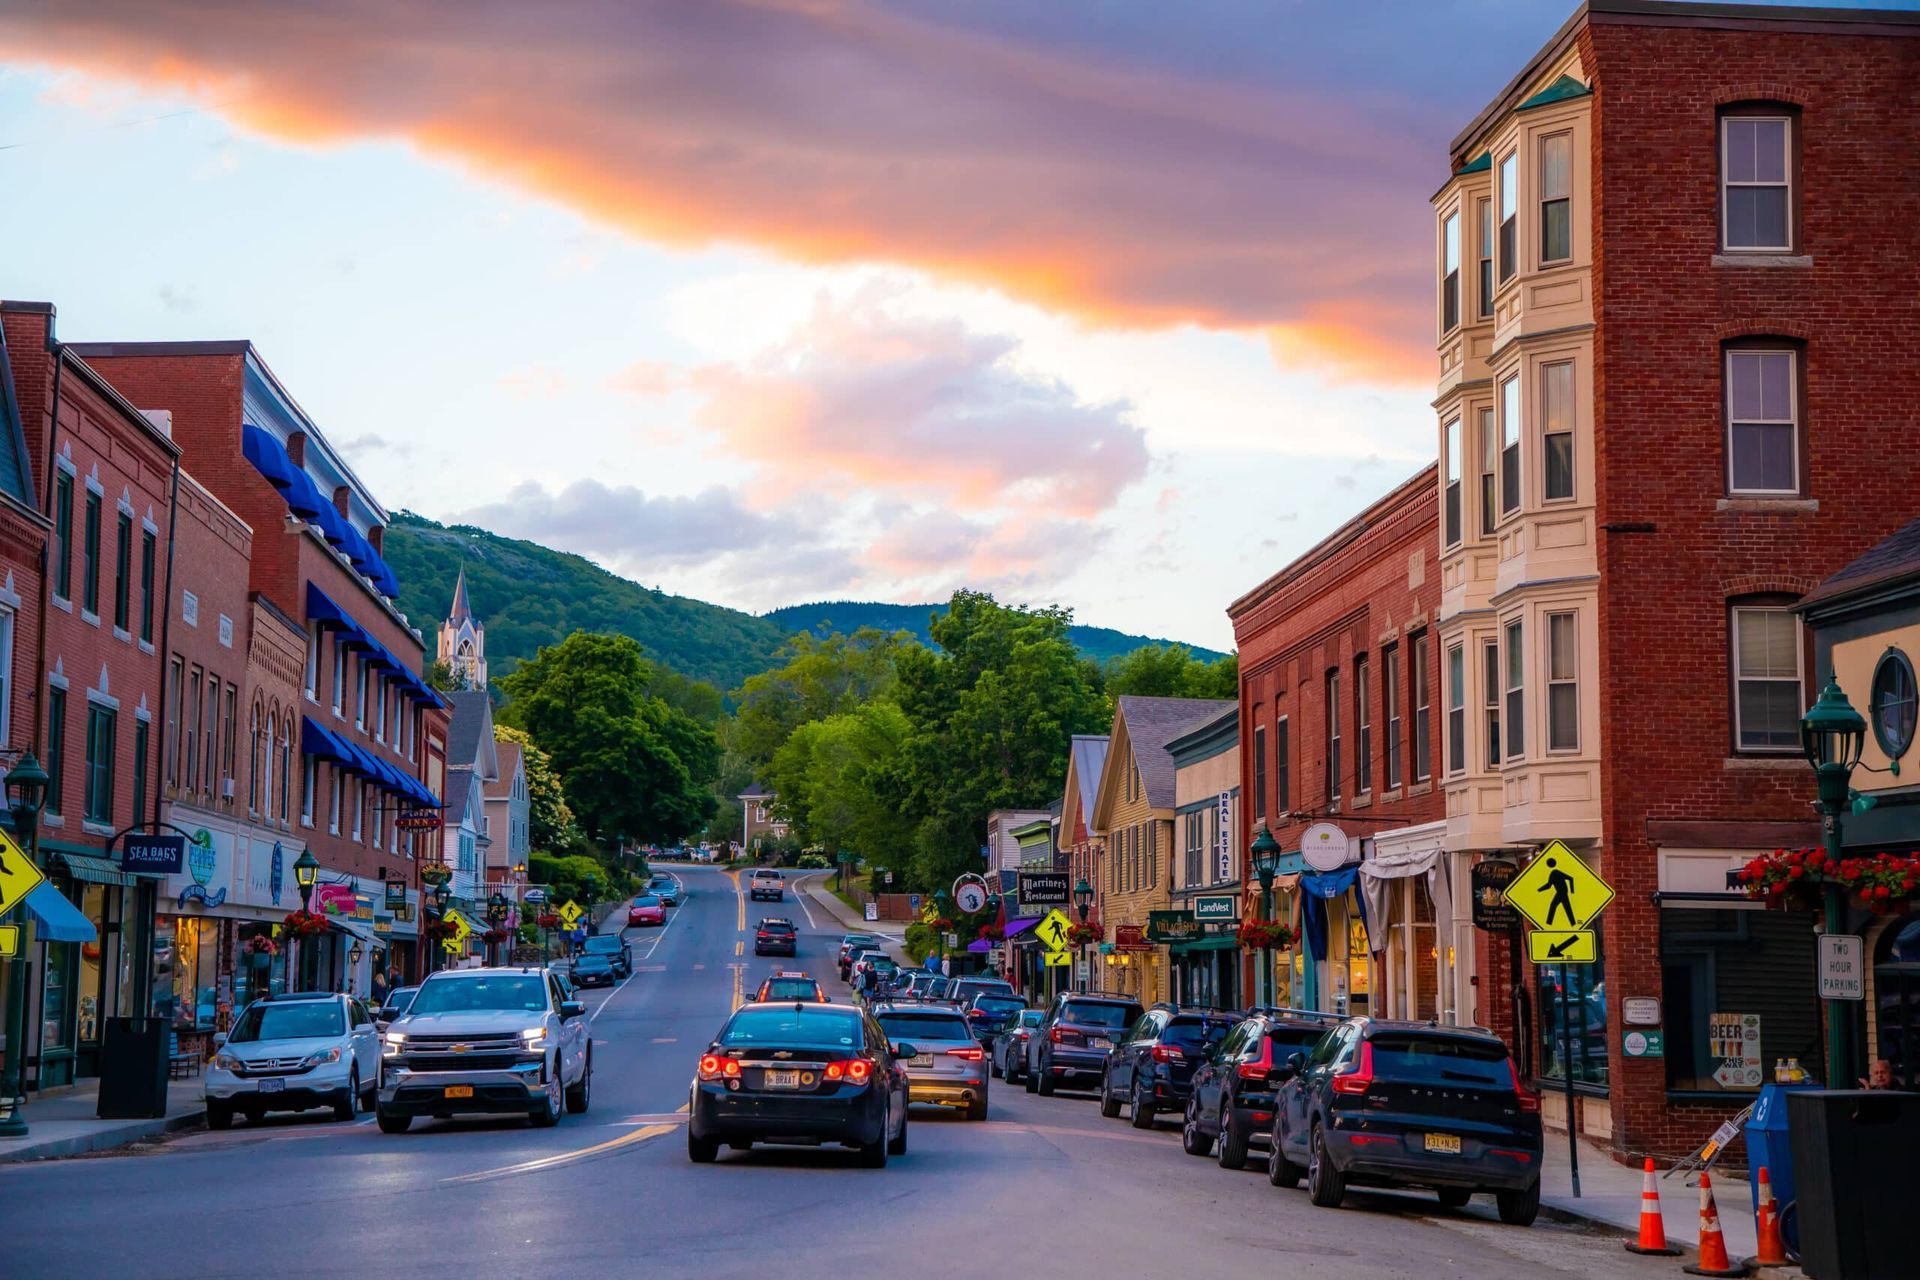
top-left (25, 881), bottom-right (96, 943)
top-left (301, 716), bottom-right (352, 767)
top-left (242, 424), bottom-right (297, 489)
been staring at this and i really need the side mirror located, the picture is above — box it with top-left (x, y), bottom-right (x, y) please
top-left (560, 1001), bottom-right (586, 1020)
top-left (891, 1042), bottom-right (918, 1060)
top-left (375, 1019), bottom-right (390, 1033)
top-left (212, 1032), bottom-right (229, 1049)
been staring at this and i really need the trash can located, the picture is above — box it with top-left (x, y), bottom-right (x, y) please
top-left (96, 1017), bottom-right (170, 1119)
top-left (1786, 1089), bottom-right (1920, 1279)
top-left (1746, 1081), bottom-right (1818, 1252)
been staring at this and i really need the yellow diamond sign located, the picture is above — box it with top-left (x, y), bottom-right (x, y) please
top-left (557, 900), bottom-right (584, 929)
top-left (0, 827), bottom-right (45, 916)
top-left (1033, 909), bottom-right (1074, 954)
top-left (1504, 840), bottom-right (1614, 932)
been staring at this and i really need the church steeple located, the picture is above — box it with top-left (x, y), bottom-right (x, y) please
top-left (449, 565), bottom-right (473, 624)
top-left (437, 567), bottom-right (487, 689)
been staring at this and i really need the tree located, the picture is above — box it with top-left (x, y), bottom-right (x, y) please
top-left (728, 628), bottom-right (913, 768)
top-left (424, 658), bottom-right (462, 694)
top-left (1103, 645), bottom-right (1239, 701)
top-left (492, 725), bottom-right (577, 851)
top-left (764, 701), bottom-right (915, 863)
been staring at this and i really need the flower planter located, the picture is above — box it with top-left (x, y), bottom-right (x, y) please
top-left (245, 951), bottom-right (273, 970)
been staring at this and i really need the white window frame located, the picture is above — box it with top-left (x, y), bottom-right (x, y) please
top-left (331, 643), bottom-right (345, 716)
top-left (1725, 348), bottom-right (1800, 496)
top-left (1541, 359), bottom-right (1576, 503)
top-left (1539, 131), bottom-right (1573, 265)
top-left (1499, 374), bottom-right (1521, 517)
top-left (1546, 611), bottom-right (1580, 753)
top-left (1497, 151), bottom-right (1518, 284)
top-left (1503, 620), bottom-right (1526, 762)
top-left (1732, 606), bottom-right (1804, 754)
top-left (1441, 210), bottom-right (1461, 333)
top-left (1483, 640), bottom-right (1502, 771)
top-left (1445, 642), bottom-right (1466, 777)
top-left (1442, 418), bottom-right (1462, 548)
top-left (1721, 114), bottom-right (1793, 253)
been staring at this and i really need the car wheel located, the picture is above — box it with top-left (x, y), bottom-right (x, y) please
top-left (687, 1130), bottom-right (720, 1163)
top-left (857, 1105), bottom-right (890, 1168)
top-left (990, 1055), bottom-right (1003, 1080)
top-left (376, 1110), bottom-right (411, 1134)
top-left (1181, 1104), bottom-right (1215, 1157)
top-left (1437, 1188), bottom-right (1473, 1209)
top-left (333, 1067), bottom-right (361, 1122)
top-left (1130, 1080), bottom-right (1156, 1130)
top-left (1216, 1114), bottom-right (1250, 1168)
top-left (529, 1079), bottom-right (562, 1128)
top-left (1098, 1071), bottom-right (1123, 1118)
top-left (966, 1093), bottom-right (988, 1122)
top-left (888, 1108), bottom-right (909, 1155)
top-left (565, 1053), bottom-right (593, 1114)
top-left (1037, 1060), bottom-right (1056, 1096)
top-left (1307, 1125), bottom-right (1346, 1208)
top-left (206, 1100), bottom-right (234, 1131)
top-left (1496, 1180), bottom-right (1540, 1227)
top-left (1267, 1135), bottom-right (1303, 1188)
top-left (1024, 1062), bottom-right (1039, 1093)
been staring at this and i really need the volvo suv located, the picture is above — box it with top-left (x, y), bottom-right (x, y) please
top-left (377, 967), bottom-right (593, 1133)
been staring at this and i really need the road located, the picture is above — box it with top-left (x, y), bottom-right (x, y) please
top-left (3, 865), bottom-right (1681, 1278)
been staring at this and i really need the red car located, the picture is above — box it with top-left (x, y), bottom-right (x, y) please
top-left (628, 894), bottom-right (665, 927)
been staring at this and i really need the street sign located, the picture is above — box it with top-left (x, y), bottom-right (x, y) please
top-left (1192, 895), bottom-right (1239, 922)
top-left (0, 924), bottom-right (17, 957)
top-left (1300, 822), bottom-right (1352, 872)
top-left (1016, 871), bottom-right (1070, 907)
top-left (1033, 909), bottom-right (1073, 953)
top-left (863, 902), bottom-right (878, 922)
top-left (1818, 933), bottom-right (1865, 1001)
top-left (1622, 997), bottom-right (1662, 1026)
top-left (953, 881), bottom-right (988, 914)
top-left (0, 828), bottom-right (46, 915)
top-left (1043, 950), bottom-right (1071, 967)
top-left (943, 932), bottom-right (959, 949)
top-left (1470, 859), bottom-right (1520, 931)
top-left (1623, 1029), bottom-right (1665, 1058)
top-left (1503, 840), bottom-right (1613, 931)
top-left (557, 900), bottom-right (584, 929)
top-left (1526, 929), bottom-right (1596, 964)
top-left (122, 834), bottom-right (186, 875)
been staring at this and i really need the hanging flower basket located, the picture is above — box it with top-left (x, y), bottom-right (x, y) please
top-left (481, 928), bottom-right (511, 944)
top-left (419, 864), bottom-right (452, 887)
top-left (1065, 923), bottom-right (1100, 947)
top-left (243, 934), bottom-right (280, 958)
top-left (977, 923), bottom-right (1005, 943)
top-left (1741, 848), bottom-right (1920, 916)
top-left (424, 916), bottom-right (459, 942)
top-left (1237, 919), bottom-right (1293, 950)
top-left (281, 909), bottom-right (332, 939)
top-left (537, 913), bottom-right (562, 930)
top-left (930, 916), bottom-right (955, 931)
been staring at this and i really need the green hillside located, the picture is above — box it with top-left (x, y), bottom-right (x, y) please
top-left (762, 601), bottom-right (1226, 664)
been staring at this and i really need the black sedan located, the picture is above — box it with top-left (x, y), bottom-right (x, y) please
top-left (687, 1002), bottom-right (912, 1167)
top-left (571, 953), bottom-right (617, 988)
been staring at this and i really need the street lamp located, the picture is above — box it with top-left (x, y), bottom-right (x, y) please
top-left (432, 881), bottom-right (451, 911)
top-left (293, 848), bottom-right (320, 911)
top-left (0, 751), bottom-right (50, 1138)
top-left (487, 891), bottom-right (509, 965)
top-left (1250, 825), bottom-right (1281, 1005)
top-left (1802, 674), bottom-right (1867, 1086)
top-left (348, 942), bottom-right (364, 966)
top-left (1072, 877), bottom-right (1093, 993)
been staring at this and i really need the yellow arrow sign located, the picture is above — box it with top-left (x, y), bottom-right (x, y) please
top-left (1526, 929), bottom-right (1597, 965)
top-left (1033, 909), bottom-right (1073, 953)
top-left (1504, 840), bottom-right (1613, 932)
top-left (1043, 950), bottom-right (1071, 967)
top-left (0, 924), bottom-right (18, 958)
top-left (0, 828), bottom-right (45, 916)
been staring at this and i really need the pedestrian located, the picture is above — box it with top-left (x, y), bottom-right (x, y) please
top-left (371, 967), bottom-right (390, 1004)
top-left (1859, 1058), bottom-right (1896, 1090)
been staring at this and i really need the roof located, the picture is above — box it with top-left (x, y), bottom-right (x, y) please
top-left (1166, 704), bottom-right (1239, 767)
top-left (738, 780), bottom-right (773, 801)
top-left (1797, 516), bottom-right (1920, 616)
top-left (484, 740), bottom-right (522, 800)
top-left (444, 765), bottom-right (477, 825)
top-left (449, 566), bottom-right (473, 623)
top-left (1517, 73), bottom-right (1592, 112)
top-left (444, 691), bottom-right (497, 777)
top-left (1067, 735), bottom-right (1109, 826)
top-left (1117, 696), bottom-right (1236, 810)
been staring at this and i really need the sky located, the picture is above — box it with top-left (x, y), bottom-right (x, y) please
top-left (0, 0), bottom-right (1887, 651)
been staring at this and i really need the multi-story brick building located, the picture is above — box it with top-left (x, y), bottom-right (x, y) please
top-left (1229, 467), bottom-right (1446, 1020)
top-left (1432, 0), bottom-right (1920, 1160)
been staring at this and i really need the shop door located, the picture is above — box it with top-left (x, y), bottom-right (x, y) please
top-left (1872, 913), bottom-right (1920, 1090)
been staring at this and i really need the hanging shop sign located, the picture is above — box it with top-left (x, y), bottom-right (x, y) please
top-left (1114, 924), bottom-right (1151, 952)
top-left (1146, 910), bottom-right (1201, 944)
top-left (1216, 791), bottom-right (1233, 881)
top-left (122, 834), bottom-right (186, 875)
top-left (396, 807), bottom-right (442, 832)
top-left (1299, 822), bottom-right (1353, 872)
top-left (1192, 895), bottom-right (1239, 923)
top-left (384, 878), bottom-right (407, 909)
top-left (1016, 872), bottom-right (1070, 907)
top-left (1470, 859), bottom-right (1520, 931)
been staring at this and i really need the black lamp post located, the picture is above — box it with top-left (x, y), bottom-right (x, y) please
top-left (430, 881), bottom-right (452, 974)
top-left (487, 891), bottom-right (509, 964)
top-left (1072, 877), bottom-right (1093, 993)
top-left (293, 848), bottom-right (320, 911)
top-left (1802, 673), bottom-right (1867, 1086)
top-left (934, 889), bottom-right (951, 967)
top-left (1250, 825), bottom-right (1281, 1005)
top-left (0, 751), bottom-right (50, 1138)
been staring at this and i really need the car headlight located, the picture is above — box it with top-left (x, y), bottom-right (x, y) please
top-left (300, 1046), bottom-right (343, 1069)
top-left (382, 1032), bottom-right (407, 1056)
top-left (212, 1053), bottom-right (242, 1072)
top-left (520, 1027), bottom-right (549, 1051)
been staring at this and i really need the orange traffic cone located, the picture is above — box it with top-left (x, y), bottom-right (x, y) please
top-left (1748, 1166), bottom-right (1789, 1268)
top-left (1624, 1157), bottom-right (1682, 1255)
top-left (1683, 1171), bottom-right (1752, 1277)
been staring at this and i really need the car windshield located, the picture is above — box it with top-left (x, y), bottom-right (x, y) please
top-left (974, 996), bottom-right (1026, 1015)
top-left (1063, 1002), bottom-right (1139, 1029)
top-left (877, 1012), bottom-right (972, 1042)
top-left (1368, 1034), bottom-right (1513, 1088)
top-left (721, 1008), bottom-right (861, 1050)
top-left (1020, 1010), bottom-right (1046, 1027)
top-left (842, 935), bottom-right (876, 946)
top-left (1165, 1018), bottom-right (1236, 1048)
top-left (762, 980), bottom-right (819, 1000)
top-left (408, 976), bottom-right (549, 1015)
top-left (634, 896), bottom-right (661, 908)
top-left (582, 937), bottom-right (621, 954)
top-left (869, 958), bottom-right (896, 971)
top-left (230, 1000), bottom-right (344, 1043)
top-left (576, 956), bottom-right (611, 969)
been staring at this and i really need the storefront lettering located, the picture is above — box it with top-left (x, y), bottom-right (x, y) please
top-left (178, 830), bottom-right (228, 908)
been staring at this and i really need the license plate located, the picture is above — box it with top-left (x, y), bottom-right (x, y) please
top-left (1425, 1132), bottom-right (1462, 1154)
top-left (257, 1078), bottom-right (285, 1093)
top-left (443, 1085), bottom-right (474, 1099)
top-left (910, 1055), bottom-right (933, 1068)
top-left (764, 1070), bottom-right (801, 1089)
top-left (1091, 1037), bottom-right (1112, 1049)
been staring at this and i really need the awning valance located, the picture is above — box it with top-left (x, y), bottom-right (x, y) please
top-left (54, 852), bottom-right (136, 886)
top-left (1357, 836), bottom-right (1453, 957)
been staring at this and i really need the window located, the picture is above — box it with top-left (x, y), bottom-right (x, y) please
top-left (206, 677), bottom-right (222, 796)
top-left (1442, 419), bottom-right (1462, 547)
top-left (302, 756), bottom-right (316, 826)
top-left (1871, 649), bottom-right (1918, 761)
top-left (85, 703), bottom-right (116, 824)
top-left (1184, 811), bottom-right (1202, 888)
top-left (1383, 647), bottom-right (1402, 789)
top-left (1726, 348), bottom-right (1798, 494)
top-left (1252, 723), bottom-right (1268, 822)
top-left (1476, 196), bottom-right (1494, 317)
top-left (1275, 716), bottom-right (1290, 816)
top-left (1542, 360), bottom-right (1575, 501)
top-left (1539, 133), bottom-right (1571, 264)
top-left (185, 667), bottom-right (202, 792)
top-left (1504, 620), bottom-right (1526, 761)
top-left (1326, 670), bottom-right (1342, 805)
top-left (304, 629), bottom-right (320, 699)
top-left (52, 471), bottom-right (73, 600)
top-left (139, 528), bottom-right (156, 643)
top-left (1441, 210), bottom-right (1460, 332)
top-left (372, 790), bottom-right (383, 849)
top-left (329, 767), bottom-right (343, 834)
top-left (1497, 152), bottom-right (1517, 283)
top-left (131, 719), bottom-right (149, 826)
top-left (1354, 656), bottom-right (1372, 794)
top-left (1446, 643), bottom-right (1466, 775)
top-left (113, 512), bottom-right (132, 631)
top-left (1722, 114), bottom-right (1791, 251)
top-left (352, 778), bottom-right (363, 843)
top-left (165, 657), bottom-right (181, 788)
top-left (374, 675), bottom-right (386, 742)
top-left (355, 660), bottom-right (368, 728)
top-left (1483, 641), bottom-right (1502, 770)
top-left (279, 723), bottom-right (292, 823)
top-left (1412, 632), bottom-right (1432, 781)
top-left (1537, 926), bottom-right (1607, 1087)
top-left (1547, 612), bottom-right (1579, 752)
top-left (46, 683), bottom-right (66, 816)
top-left (1475, 406), bottom-right (1497, 537)
top-left (1732, 605), bottom-right (1803, 751)
top-left (82, 489), bottom-right (101, 615)
top-left (1498, 374), bottom-right (1522, 516)
top-left (224, 684), bottom-right (238, 799)
top-left (1661, 909), bottom-right (1819, 1092)
top-left (249, 706), bottom-right (261, 812)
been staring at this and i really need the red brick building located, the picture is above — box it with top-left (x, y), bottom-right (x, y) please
top-left (1432, 0), bottom-right (1920, 1159)
top-left (1229, 466), bottom-right (1448, 1021)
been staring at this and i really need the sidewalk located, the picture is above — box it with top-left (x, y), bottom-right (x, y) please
top-left (0, 1077), bottom-right (206, 1164)
top-left (799, 874), bottom-right (906, 948)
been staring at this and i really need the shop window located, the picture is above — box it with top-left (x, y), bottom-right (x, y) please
top-left (1536, 926), bottom-right (1607, 1087)
top-left (1661, 908), bottom-right (1821, 1092)
top-left (1873, 913), bottom-right (1920, 1091)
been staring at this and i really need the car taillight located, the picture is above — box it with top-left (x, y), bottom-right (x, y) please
top-left (1050, 1027), bottom-right (1063, 1043)
top-left (1236, 1062), bottom-right (1269, 1080)
top-left (1329, 1041), bottom-right (1374, 1096)
top-left (946, 1046), bottom-right (984, 1061)
top-left (1508, 1057), bottom-right (1540, 1112)
top-left (846, 1058), bottom-right (873, 1085)
top-left (1151, 1045), bottom-right (1185, 1063)
top-left (698, 1055), bottom-right (742, 1081)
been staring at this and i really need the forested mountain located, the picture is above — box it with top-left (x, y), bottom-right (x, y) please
top-left (763, 601), bottom-right (1226, 664)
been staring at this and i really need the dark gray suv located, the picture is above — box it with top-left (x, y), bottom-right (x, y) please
top-left (1024, 993), bottom-right (1143, 1096)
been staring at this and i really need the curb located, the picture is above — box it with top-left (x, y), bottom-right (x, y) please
top-left (0, 1106), bottom-right (206, 1164)
top-left (1537, 1198), bottom-right (1801, 1280)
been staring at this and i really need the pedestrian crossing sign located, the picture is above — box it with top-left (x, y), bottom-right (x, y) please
top-left (1043, 950), bottom-right (1071, 967)
top-left (1504, 840), bottom-right (1613, 932)
top-left (1033, 909), bottom-right (1073, 954)
top-left (1526, 929), bottom-right (1597, 965)
top-left (557, 900), bottom-right (584, 929)
top-left (0, 827), bottom-right (45, 915)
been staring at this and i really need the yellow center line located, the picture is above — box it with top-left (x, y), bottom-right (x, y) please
top-left (734, 939), bottom-right (743, 957)
top-left (731, 868), bottom-right (745, 932)
top-left (731, 965), bottom-right (744, 1012)
top-left (442, 1123), bottom-right (677, 1184)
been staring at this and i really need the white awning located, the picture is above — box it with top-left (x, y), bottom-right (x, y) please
top-left (1358, 821), bottom-right (1452, 953)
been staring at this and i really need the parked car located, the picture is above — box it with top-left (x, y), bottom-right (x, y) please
top-left (648, 877), bottom-right (681, 907)
top-left (628, 895), bottom-right (666, 927)
top-left (749, 868), bottom-right (785, 901)
top-left (687, 1000), bottom-right (910, 1166)
top-left (1183, 1009), bottom-right (1342, 1167)
top-left (1099, 1006), bottom-right (1239, 1129)
top-left (571, 953), bottom-right (617, 988)
top-left (1267, 1018), bottom-right (1542, 1224)
top-left (993, 1008), bottom-right (1046, 1082)
top-left (376, 966), bottom-right (592, 1133)
top-left (754, 917), bottom-right (798, 956)
top-left (375, 985), bottom-right (420, 1031)
top-left (1026, 993), bottom-right (1144, 1096)
top-left (948, 977), bottom-right (1016, 1006)
top-left (894, 971), bottom-right (955, 1003)
top-left (579, 933), bottom-right (631, 978)
top-left (206, 992), bottom-right (381, 1129)
top-left (964, 993), bottom-right (1028, 1047)
top-left (870, 1002), bottom-right (989, 1120)
top-left (752, 972), bottom-right (827, 1003)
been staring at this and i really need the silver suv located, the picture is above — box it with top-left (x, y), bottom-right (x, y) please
top-left (376, 967), bottom-right (592, 1132)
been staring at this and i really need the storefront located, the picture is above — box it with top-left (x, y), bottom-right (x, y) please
top-left (29, 849), bottom-right (161, 1088)
top-left (1359, 821), bottom-right (1469, 1025)
top-left (1298, 863), bottom-right (1371, 1017)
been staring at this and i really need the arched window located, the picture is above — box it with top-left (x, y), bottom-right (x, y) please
top-left (263, 709), bottom-right (276, 824)
top-left (278, 716), bottom-right (293, 825)
top-left (248, 703), bottom-right (262, 813)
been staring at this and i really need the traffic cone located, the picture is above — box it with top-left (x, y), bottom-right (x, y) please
top-left (1624, 1157), bottom-right (1682, 1256)
top-left (1747, 1166), bottom-right (1789, 1268)
top-left (1683, 1171), bottom-right (1752, 1277)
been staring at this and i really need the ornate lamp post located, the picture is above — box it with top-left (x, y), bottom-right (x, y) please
top-left (0, 751), bottom-right (50, 1138)
top-left (1072, 877), bottom-right (1093, 993)
top-left (487, 891), bottom-right (509, 965)
top-left (1801, 674), bottom-right (1867, 1086)
top-left (1250, 825), bottom-right (1281, 1006)
top-left (430, 881), bottom-right (452, 975)
top-left (293, 848), bottom-right (320, 911)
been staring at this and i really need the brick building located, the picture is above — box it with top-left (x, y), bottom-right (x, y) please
top-left (1228, 466), bottom-right (1446, 1020)
top-left (1432, 0), bottom-right (1920, 1160)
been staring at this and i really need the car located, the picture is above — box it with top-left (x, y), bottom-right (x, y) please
top-left (838, 935), bottom-right (881, 979)
top-left (949, 977), bottom-right (1016, 1007)
top-left (846, 946), bottom-right (887, 980)
top-left (376, 966), bottom-right (592, 1133)
top-left (754, 918), bottom-right (798, 956)
top-left (1097, 1005), bottom-right (1240, 1130)
top-left (375, 985), bottom-right (420, 1031)
top-left (1183, 1009), bottom-right (1344, 1168)
top-left (850, 951), bottom-right (896, 991)
top-left (993, 1008), bottom-right (1046, 1083)
top-left (870, 1002), bottom-right (989, 1120)
top-left (690, 847), bottom-right (717, 864)
top-left (752, 972), bottom-right (827, 1003)
top-left (964, 992), bottom-right (1029, 1047)
top-left (1026, 993), bottom-right (1144, 1096)
top-left (579, 933), bottom-right (632, 978)
top-left (1267, 1018), bottom-right (1542, 1225)
top-left (571, 953), bottom-right (617, 988)
top-left (649, 877), bottom-right (681, 907)
top-left (686, 1000), bottom-right (911, 1166)
top-left (749, 868), bottom-right (785, 901)
top-left (205, 992), bottom-right (381, 1129)
top-left (892, 971), bottom-right (955, 1003)
top-left (628, 895), bottom-right (666, 927)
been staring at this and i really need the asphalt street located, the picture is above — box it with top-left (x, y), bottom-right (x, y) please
top-left (3, 866), bottom-right (1688, 1278)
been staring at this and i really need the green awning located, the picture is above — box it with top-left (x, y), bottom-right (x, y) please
top-left (1517, 74), bottom-right (1591, 112)
top-left (1170, 936), bottom-right (1241, 953)
top-left (55, 852), bottom-right (135, 887)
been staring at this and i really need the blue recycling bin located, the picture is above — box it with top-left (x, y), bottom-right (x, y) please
top-left (1747, 1081), bottom-right (1817, 1250)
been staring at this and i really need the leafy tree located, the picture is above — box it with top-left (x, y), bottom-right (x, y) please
top-left (729, 628), bottom-right (913, 768)
top-left (492, 725), bottom-right (578, 851)
top-left (424, 658), bottom-right (461, 694)
top-left (765, 701), bottom-right (915, 863)
top-left (1102, 645), bottom-right (1239, 701)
